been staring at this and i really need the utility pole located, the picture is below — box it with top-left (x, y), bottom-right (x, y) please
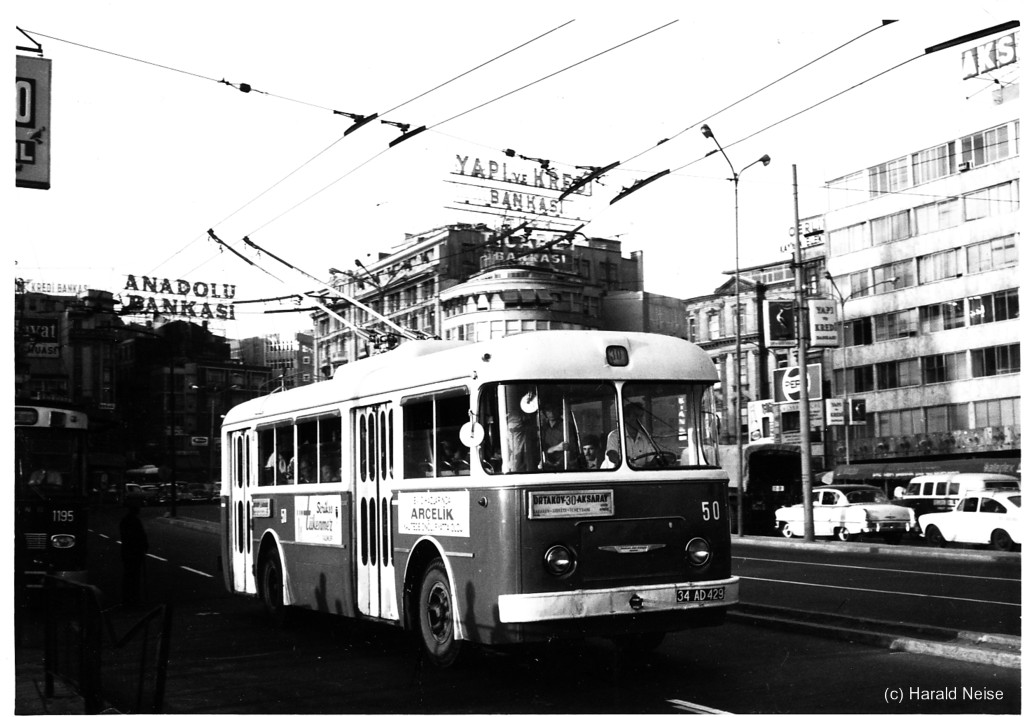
top-left (792, 165), bottom-right (815, 542)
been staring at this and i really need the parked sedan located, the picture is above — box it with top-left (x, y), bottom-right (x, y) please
top-left (919, 491), bottom-right (1020, 551)
top-left (775, 484), bottom-right (915, 543)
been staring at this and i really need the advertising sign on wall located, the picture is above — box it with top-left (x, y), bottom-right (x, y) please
top-left (16, 55), bottom-right (51, 189)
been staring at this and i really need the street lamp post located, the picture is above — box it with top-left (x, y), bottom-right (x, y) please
top-left (824, 273), bottom-right (898, 465)
top-left (701, 124), bottom-right (770, 537)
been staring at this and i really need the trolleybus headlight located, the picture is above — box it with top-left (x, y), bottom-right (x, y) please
top-left (543, 545), bottom-right (577, 577)
top-left (685, 537), bottom-right (711, 567)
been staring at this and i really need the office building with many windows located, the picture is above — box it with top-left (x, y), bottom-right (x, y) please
top-left (823, 118), bottom-right (1019, 464)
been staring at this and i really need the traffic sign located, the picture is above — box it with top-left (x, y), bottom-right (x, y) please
top-left (773, 364), bottom-right (822, 403)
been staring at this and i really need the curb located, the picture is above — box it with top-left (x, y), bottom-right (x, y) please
top-left (732, 534), bottom-right (1022, 563)
top-left (729, 603), bottom-right (1021, 669)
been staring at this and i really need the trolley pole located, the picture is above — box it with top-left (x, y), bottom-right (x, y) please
top-left (792, 165), bottom-right (815, 542)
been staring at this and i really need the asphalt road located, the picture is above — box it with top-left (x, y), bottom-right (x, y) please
top-left (14, 503), bottom-right (1022, 714)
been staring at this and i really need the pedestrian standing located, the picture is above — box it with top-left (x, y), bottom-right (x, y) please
top-left (120, 500), bottom-right (149, 607)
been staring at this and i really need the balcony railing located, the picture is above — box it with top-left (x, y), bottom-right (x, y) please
top-left (843, 425), bottom-right (1020, 461)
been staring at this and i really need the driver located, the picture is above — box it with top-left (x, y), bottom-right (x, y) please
top-left (602, 403), bottom-right (657, 468)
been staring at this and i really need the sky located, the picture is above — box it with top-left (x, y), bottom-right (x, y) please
top-left (10, 0), bottom-right (1020, 340)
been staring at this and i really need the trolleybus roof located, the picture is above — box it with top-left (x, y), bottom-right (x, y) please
top-left (223, 331), bottom-right (717, 427)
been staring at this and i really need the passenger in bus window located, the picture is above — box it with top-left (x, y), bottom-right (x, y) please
top-left (539, 402), bottom-right (567, 469)
top-left (505, 408), bottom-right (537, 473)
top-left (297, 455), bottom-right (315, 484)
top-left (581, 435), bottom-right (602, 469)
top-left (603, 403), bottom-right (656, 468)
top-left (438, 435), bottom-right (469, 475)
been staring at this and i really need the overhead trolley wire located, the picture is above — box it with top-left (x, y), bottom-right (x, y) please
top-left (236, 18), bottom-right (681, 244)
top-left (202, 18), bottom-right (683, 297)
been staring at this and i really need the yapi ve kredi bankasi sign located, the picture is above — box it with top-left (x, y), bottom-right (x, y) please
top-left (122, 274), bottom-right (237, 321)
top-left (450, 153), bottom-right (592, 220)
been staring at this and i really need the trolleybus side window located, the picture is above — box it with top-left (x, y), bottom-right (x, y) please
top-left (402, 389), bottom-right (470, 478)
top-left (294, 413), bottom-right (342, 484)
top-left (257, 422), bottom-right (295, 486)
top-left (478, 381), bottom-right (619, 474)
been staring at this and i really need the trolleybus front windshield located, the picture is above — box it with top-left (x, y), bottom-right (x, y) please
top-left (479, 381), bottom-right (720, 474)
top-left (15, 430), bottom-right (85, 497)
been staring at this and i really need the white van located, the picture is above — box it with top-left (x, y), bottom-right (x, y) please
top-left (895, 472), bottom-right (1020, 518)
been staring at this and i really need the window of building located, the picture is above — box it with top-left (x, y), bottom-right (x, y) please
top-left (924, 403), bottom-right (969, 432)
top-left (914, 198), bottom-right (959, 236)
top-left (869, 157), bottom-right (909, 197)
top-left (708, 310), bottom-right (721, 340)
top-left (912, 141), bottom-right (956, 184)
top-left (875, 309), bottom-right (918, 341)
top-left (873, 260), bottom-right (914, 292)
top-left (871, 210), bottom-right (911, 245)
top-left (919, 300), bottom-right (965, 334)
top-left (960, 124), bottom-right (1011, 168)
top-left (877, 408), bottom-right (924, 437)
top-left (966, 235), bottom-right (1017, 273)
top-left (828, 223), bottom-right (869, 256)
top-left (687, 315), bottom-right (698, 342)
top-left (971, 344), bottom-right (1020, 377)
top-left (826, 171), bottom-right (866, 211)
top-left (975, 397), bottom-right (1019, 428)
top-left (922, 352), bottom-right (966, 384)
top-left (917, 248), bottom-right (962, 284)
top-left (580, 259), bottom-right (591, 279)
top-left (965, 181), bottom-right (1019, 221)
top-left (835, 365), bottom-right (874, 394)
top-left (968, 289), bottom-right (1019, 326)
top-left (877, 358), bottom-right (920, 390)
top-left (844, 317), bottom-right (873, 346)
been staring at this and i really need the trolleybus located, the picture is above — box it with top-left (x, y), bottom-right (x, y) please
top-left (15, 404), bottom-right (91, 592)
top-left (220, 331), bottom-right (737, 666)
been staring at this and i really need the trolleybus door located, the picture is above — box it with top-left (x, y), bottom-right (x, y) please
top-left (229, 429), bottom-right (256, 594)
top-left (354, 404), bottom-right (398, 619)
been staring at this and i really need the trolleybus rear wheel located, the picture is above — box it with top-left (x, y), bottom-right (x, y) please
top-left (418, 558), bottom-right (461, 668)
top-left (260, 551), bottom-right (285, 617)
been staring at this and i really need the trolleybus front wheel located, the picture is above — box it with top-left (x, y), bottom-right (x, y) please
top-left (417, 558), bottom-right (461, 668)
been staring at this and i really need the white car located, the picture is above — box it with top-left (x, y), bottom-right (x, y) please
top-left (918, 491), bottom-right (1021, 551)
top-left (774, 484), bottom-right (915, 543)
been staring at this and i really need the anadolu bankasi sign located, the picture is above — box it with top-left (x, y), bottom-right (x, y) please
top-left (121, 274), bottom-right (237, 321)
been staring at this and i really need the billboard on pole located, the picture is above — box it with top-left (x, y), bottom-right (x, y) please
top-left (764, 299), bottom-right (796, 347)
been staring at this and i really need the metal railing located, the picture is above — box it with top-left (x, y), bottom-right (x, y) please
top-left (43, 575), bottom-right (173, 713)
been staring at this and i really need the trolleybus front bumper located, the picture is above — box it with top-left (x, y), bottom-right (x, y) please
top-left (497, 576), bottom-right (739, 623)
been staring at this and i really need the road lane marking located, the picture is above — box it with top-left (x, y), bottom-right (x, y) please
top-left (146, 553), bottom-right (168, 561)
top-left (740, 576), bottom-right (1020, 606)
top-left (180, 566), bottom-right (214, 578)
top-left (667, 698), bottom-right (731, 713)
top-left (736, 555), bottom-right (1020, 582)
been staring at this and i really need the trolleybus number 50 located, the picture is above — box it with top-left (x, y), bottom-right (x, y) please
top-left (701, 501), bottom-right (721, 521)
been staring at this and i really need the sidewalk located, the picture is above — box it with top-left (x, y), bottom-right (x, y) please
top-left (14, 647), bottom-right (92, 715)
